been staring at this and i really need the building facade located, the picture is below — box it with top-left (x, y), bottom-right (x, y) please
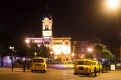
top-left (72, 41), bottom-right (95, 59)
top-left (25, 15), bottom-right (71, 62)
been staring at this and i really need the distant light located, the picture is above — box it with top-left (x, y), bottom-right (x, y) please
top-left (50, 51), bottom-right (53, 54)
top-left (102, 58), bottom-right (106, 62)
top-left (25, 39), bottom-right (30, 43)
top-left (54, 56), bottom-right (57, 59)
top-left (34, 52), bottom-right (37, 56)
top-left (71, 53), bottom-right (75, 56)
top-left (9, 46), bottom-right (14, 50)
top-left (87, 47), bottom-right (93, 53)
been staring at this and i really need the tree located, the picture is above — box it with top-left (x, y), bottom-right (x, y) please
top-left (39, 44), bottom-right (50, 58)
top-left (29, 42), bottom-right (50, 58)
top-left (94, 43), bottom-right (106, 59)
top-left (0, 25), bottom-right (12, 66)
top-left (102, 50), bottom-right (116, 62)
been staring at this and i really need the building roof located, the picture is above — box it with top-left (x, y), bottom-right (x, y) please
top-left (42, 13), bottom-right (52, 20)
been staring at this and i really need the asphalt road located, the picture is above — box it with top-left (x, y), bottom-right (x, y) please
top-left (0, 68), bottom-right (121, 80)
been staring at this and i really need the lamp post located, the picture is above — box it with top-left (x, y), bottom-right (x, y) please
top-left (25, 39), bottom-right (30, 58)
top-left (71, 53), bottom-right (75, 60)
top-left (104, 0), bottom-right (121, 59)
top-left (9, 46), bottom-right (14, 72)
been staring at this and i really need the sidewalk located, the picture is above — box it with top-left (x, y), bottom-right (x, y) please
top-left (0, 67), bottom-right (31, 72)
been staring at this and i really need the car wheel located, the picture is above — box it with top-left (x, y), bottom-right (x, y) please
top-left (42, 70), bottom-right (46, 73)
top-left (31, 70), bottom-right (34, 72)
top-left (74, 72), bottom-right (78, 75)
top-left (86, 70), bottom-right (92, 76)
top-left (89, 70), bottom-right (92, 75)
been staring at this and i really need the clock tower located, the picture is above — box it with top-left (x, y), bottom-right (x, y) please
top-left (42, 16), bottom-right (53, 38)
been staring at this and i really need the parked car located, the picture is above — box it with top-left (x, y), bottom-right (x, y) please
top-left (74, 59), bottom-right (102, 76)
top-left (31, 57), bottom-right (47, 73)
top-left (63, 61), bottom-right (74, 68)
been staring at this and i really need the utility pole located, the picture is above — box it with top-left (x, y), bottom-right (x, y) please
top-left (9, 46), bottom-right (14, 72)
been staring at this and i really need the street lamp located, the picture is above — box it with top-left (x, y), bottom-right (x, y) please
top-left (9, 46), bottom-right (14, 72)
top-left (102, 0), bottom-right (121, 14)
top-left (9, 46), bottom-right (14, 51)
top-left (71, 53), bottom-right (75, 57)
top-left (25, 39), bottom-right (30, 58)
top-left (87, 47), bottom-right (93, 53)
top-left (71, 53), bottom-right (75, 60)
top-left (105, 0), bottom-right (120, 10)
top-left (25, 39), bottom-right (30, 44)
top-left (103, 0), bottom-right (121, 60)
top-left (34, 52), bottom-right (37, 56)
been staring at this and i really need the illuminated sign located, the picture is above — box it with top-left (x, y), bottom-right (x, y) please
top-left (43, 31), bottom-right (52, 37)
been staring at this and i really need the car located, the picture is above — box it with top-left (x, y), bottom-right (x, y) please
top-left (31, 57), bottom-right (47, 73)
top-left (63, 61), bottom-right (74, 68)
top-left (73, 59), bottom-right (102, 76)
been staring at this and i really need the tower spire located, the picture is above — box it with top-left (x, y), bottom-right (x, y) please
top-left (46, 4), bottom-right (48, 13)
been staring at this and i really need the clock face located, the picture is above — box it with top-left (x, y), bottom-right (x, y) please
top-left (43, 31), bottom-right (52, 37)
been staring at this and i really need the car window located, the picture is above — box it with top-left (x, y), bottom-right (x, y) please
top-left (33, 59), bottom-right (44, 63)
top-left (77, 61), bottom-right (91, 65)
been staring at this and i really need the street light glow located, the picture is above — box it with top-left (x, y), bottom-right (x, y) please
top-left (25, 39), bottom-right (30, 44)
top-left (105, 0), bottom-right (121, 11)
top-left (100, 0), bottom-right (121, 17)
top-left (71, 53), bottom-right (75, 57)
top-left (9, 46), bottom-right (14, 50)
top-left (34, 52), bottom-right (37, 56)
top-left (87, 47), bottom-right (93, 53)
top-left (106, 0), bottom-right (120, 9)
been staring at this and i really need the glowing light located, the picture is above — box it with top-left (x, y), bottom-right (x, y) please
top-left (52, 45), bottom-right (62, 55)
top-left (25, 39), bottom-right (30, 43)
top-left (34, 52), bottom-right (37, 56)
top-left (87, 47), bottom-right (93, 53)
top-left (9, 46), bottom-right (14, 51)
top-left (43, 31), bottom-right (52, 37)
top-left (71, 53), bottom-right (75, 56)
top-left (54, 56), bottom-right (57, 59)
top-left (62, 45), bottom-right (71, 54)
top-left (105, 0), bottom-right (120, 11)
top-left (50, 51), bottom-right (53, 54)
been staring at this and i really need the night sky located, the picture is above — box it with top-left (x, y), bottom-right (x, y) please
top-left (0, 0), bottom-right (121, 47)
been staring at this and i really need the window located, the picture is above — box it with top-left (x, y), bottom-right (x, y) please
top-left (33, 59), bottom-right (44, 63)
top-left (45, 25), bottom-right (49, 30)
top-left (77, 61), bottom-right (91, 65)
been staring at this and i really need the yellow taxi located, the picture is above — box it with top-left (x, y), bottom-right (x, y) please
top-left (74, 59), bottom-right (102, 76)
top-left (63, 61), bottom-right (74, 68)
top-left (31, 57), bottom-right (47, 73)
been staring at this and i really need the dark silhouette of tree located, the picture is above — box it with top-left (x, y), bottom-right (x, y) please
top-left (28, 42), bottom-right (50, 58)
top-left (0, 25), bottom-right (12, 66)
top-left (94, 43), bottom-right (106, 59)
top-left (102, 50), bottom-right (116, 62)
top-left (85, 53), bottom-right (94, 59)
top-left (39, 44), bottom-right (50, 58)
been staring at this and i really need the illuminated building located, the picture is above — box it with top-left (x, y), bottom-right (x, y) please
top-left (25, 14), bottom-right (71, 62)
top-left (72, 41), bottom-right (95, 59)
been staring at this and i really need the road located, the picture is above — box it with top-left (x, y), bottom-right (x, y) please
top-left (0, 68), bottom-right (121, 80)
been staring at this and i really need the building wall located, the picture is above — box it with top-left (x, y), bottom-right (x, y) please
top-left (51, 37), bottom-right (71, 62)
top-left (72, 41), bottom-right (94, 59)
